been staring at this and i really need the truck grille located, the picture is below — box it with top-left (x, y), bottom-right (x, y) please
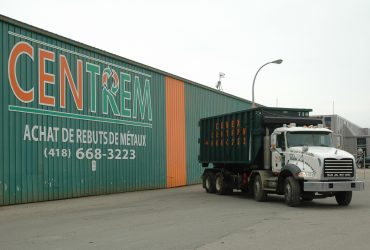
top-left (324, 158), bottom-right (354, 178)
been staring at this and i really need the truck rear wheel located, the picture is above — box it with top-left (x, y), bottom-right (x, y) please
top-left (203, 172), bottom-right (216, 193)
top-left (253, 175), bottom-right (267, 202)
top-left (215, 173), bottom-right (233, 195)
top-left (335, 191), bottom-right (352, 206)
top-left (284, 177), bottom-right (301, 207)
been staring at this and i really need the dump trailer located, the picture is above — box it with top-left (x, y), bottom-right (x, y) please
top-left (199, 107), bottom-right (364, 206)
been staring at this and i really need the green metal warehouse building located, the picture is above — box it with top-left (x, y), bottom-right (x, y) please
top-left (0, 15), bottom-right (251, 206)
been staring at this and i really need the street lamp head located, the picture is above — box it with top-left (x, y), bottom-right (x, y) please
top-left (252, 58), bottom-right (283, 108)
top-left (271, 59), bottom-right (283, 64)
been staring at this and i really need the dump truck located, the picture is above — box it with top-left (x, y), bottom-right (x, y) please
top-left (199, 107), bottom-right (364, 206)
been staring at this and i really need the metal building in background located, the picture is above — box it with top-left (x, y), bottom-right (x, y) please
top-left (0, 15), bottom-right (251, 206)
top-left (313, 114), bottom-right (370, 156)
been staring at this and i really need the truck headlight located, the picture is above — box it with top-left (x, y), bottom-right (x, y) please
top-left (297, 171), bottom-right (315, 178)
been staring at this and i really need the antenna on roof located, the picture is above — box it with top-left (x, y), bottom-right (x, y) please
top-left (216, 72), bottom-right (225, 91)
top-left (332, 100), bottom-right (335, 115)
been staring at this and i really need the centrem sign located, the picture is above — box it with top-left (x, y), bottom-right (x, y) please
top-left (7, 32), bottom-right (153, 128)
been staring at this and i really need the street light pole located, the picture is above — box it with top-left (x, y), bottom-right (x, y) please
top-left (252, 59), bottom-right (283, 108)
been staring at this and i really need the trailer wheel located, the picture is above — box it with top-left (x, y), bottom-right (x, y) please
top-left (215, 173), bottom-right (232, 195)
top-left (335, 191), bottom-right (352, 206)
top-left (253, 175), bottom-right (267, 202)
top-left (204, 172), bottom-right (216, 193)
top-left (284, 177), bottom-right (301, 207)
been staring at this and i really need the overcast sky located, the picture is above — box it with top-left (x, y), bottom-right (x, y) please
top-left (2, 0), bottom-right (370, 127)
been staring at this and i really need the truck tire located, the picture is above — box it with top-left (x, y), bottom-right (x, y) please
top-left (335, 191), bottom-right (352, 206)
top-left (284, 177), bottom-right (301, 207)
top-left (253, 175), bottom-right (267, 202)
top-left (204, 172), bottom-right (216, 193)
top-left (215, 173), bottom-right (232, 195)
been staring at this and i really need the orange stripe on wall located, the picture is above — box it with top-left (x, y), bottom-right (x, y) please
top-left (165, 77), bottom-right (186, 188)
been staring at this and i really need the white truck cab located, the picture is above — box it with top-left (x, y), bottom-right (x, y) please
top-left (270, 124), bottom-right (364, 196)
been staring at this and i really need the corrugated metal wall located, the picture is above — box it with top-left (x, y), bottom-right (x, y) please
top-left (0, 15), bottom-right (250, 205)
top-left (185, 84), bottom-right (250, 184)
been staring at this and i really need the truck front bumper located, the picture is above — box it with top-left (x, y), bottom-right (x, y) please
top-left (303, 180), bottom-right (364, 192)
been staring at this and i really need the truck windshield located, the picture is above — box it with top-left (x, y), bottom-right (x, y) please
top-left (286, 132), bottom-right (333, 147)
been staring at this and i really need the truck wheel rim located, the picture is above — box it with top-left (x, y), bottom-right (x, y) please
top-left (216, 177), bottom-right (221, 191)
top-left (206, 177), bottom-right (211, 189)
top-left (254, 178), bottom-right (260, 193)
top-left (285, 183), bottom-right (291, 201)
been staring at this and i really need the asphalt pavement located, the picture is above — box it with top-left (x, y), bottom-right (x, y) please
top-left (0, 170), bottom-right (369, 250)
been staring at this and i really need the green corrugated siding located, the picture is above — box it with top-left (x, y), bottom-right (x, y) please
top-left (185, 84), bottom-right (251, 185)
top-left (1, 20), bottom-right (167, 205)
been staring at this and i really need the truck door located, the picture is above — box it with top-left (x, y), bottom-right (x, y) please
top-left (271, 133), bottom-right (286, 173)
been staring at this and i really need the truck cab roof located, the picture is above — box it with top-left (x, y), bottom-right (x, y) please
top-left (274, 126), bottom-right (332, 134)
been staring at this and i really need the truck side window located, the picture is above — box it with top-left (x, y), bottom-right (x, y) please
top-left (277, 134), bottom-right (285, 149)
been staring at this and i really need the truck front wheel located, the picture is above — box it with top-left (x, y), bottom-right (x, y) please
top-left (335, 191), bottom-right (352, 206)
top-left (203, 172), bottom-right (216, 193)
top-left (253, 175), bottom-right (267, 202)
top-left (284, 177), bottom-right (301, 207)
